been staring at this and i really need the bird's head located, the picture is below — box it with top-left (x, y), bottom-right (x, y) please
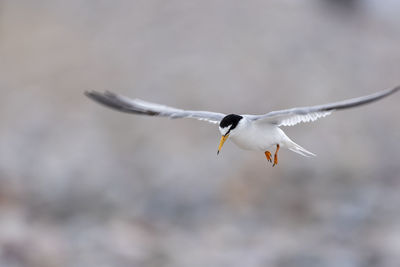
top-left (217, 114), bottom-right (243, 155)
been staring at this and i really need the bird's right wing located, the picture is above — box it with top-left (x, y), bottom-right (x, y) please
top-left (246, 86), bottom-right (399, 126)
top-left (85, 90), bottom-right (226, 124)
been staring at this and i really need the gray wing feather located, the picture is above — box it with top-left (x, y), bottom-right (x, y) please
top-left (85, 90), bottom-right (225, 124)
top-left (247, 86), bottom-right (399, 126)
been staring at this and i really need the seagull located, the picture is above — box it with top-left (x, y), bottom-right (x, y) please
top-left (85, 86), bottom-right (399, 166)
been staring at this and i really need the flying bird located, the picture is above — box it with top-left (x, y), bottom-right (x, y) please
top-left (85, 86), bottom-right (399, 166)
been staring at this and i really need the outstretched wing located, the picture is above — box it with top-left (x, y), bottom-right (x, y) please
top-left (85, 90), bottom-right (226, 124)
top-left (246, 86), bottom-right (399, 126)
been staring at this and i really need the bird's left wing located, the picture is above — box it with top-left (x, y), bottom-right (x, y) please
top-left (246, 86), bottom-right (399, 126)
top-left (85, 90), bottom-right (225, 124)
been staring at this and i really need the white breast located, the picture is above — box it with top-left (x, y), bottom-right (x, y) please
top-left (229, 118), bottom-right (287, 151)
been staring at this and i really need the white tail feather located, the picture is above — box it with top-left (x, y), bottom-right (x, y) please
top-left (287, 141), bottom-right (316, 157)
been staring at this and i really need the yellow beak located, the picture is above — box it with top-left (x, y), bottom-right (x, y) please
top-left (217, 134), bottom-right (229, 155)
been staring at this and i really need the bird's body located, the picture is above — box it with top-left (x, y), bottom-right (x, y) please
top-left (226, 117), bottom-right (295, 152)
top-left (220, 115), bottom-right (315, 162)
top-left (229, 118), bottom-right (282, 151)
top-left (85, 86), bottom-right (399, 166)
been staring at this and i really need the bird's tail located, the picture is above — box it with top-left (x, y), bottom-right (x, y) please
top-left (286, 140), bottom-right (316, 157)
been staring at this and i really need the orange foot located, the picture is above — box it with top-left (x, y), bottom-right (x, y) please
top-left (264, 151), bottom-right (272, 163)
top-left (273, 144), bottom-right (280, 167)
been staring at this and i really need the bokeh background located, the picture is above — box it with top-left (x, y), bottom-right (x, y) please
top-left (1, 1), bottom-right (400, 266)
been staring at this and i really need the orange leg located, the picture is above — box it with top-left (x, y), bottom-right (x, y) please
top-left (264, 151), bottom-right (272, 162)
top-left (273, 144), bottom-right (280, 167)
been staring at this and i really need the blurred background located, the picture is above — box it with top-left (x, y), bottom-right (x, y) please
top-left (1, 0), bottom-right (400, 266)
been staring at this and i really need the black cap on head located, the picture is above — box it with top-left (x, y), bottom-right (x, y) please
top-left (219, 114), bottom-right (243, 130)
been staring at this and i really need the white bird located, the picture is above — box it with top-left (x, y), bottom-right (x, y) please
top-left (85, 86), bottom-right (399, 166)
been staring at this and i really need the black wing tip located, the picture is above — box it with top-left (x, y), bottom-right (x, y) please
top-left (84, 90), bottom-right (101, 101)
top-left (84, 90), bottom-right (116, 98)
top-left (392, 85), bottom-right (400, 93)
top-left (84, 90), bottom-right (157, 115)
top-left (84, 90), bottom-right (109, 100)
top-left (375, 85), bottom-right (400, 100)
top-left (84, 90), bottom-right (107, 103)
top-left (382, 85), bottom-right (400, 97)
top-left (84, 90), bottom-right (95, 97)
top-left (84, 90), bottom-right (131, 112)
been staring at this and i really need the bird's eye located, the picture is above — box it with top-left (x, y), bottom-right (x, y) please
top-left (219, 125), bottom-right (231, 136)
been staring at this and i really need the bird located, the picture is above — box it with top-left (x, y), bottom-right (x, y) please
top-left (85, 86), bottom-right (399, 166)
